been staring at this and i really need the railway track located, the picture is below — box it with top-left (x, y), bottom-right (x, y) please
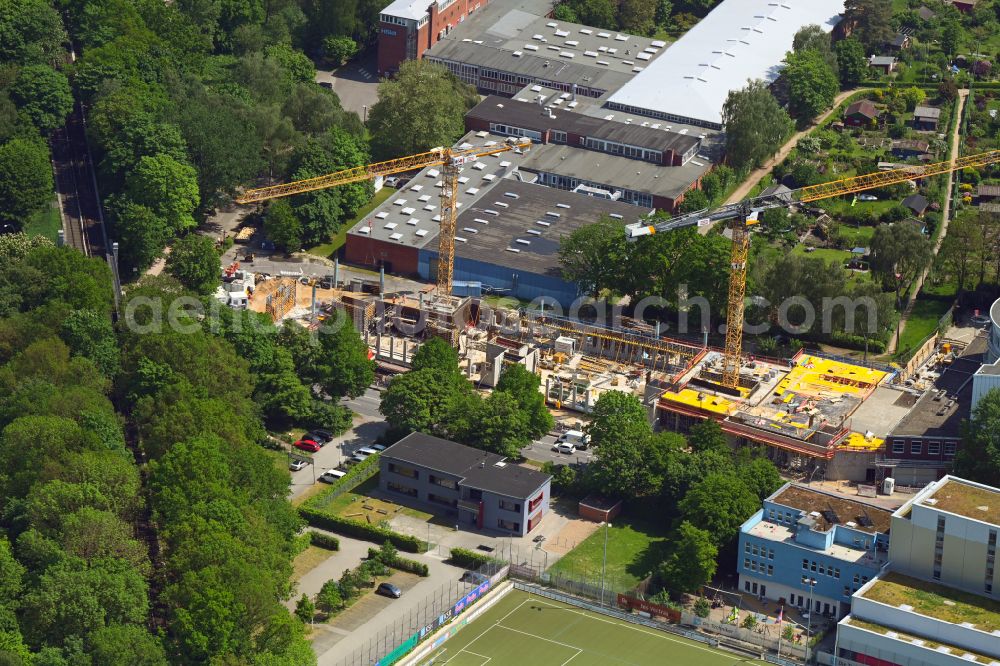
top-left (51, 99), bottom-right (106, 258)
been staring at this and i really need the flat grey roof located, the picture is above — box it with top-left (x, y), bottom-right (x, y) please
top-left (468, 96), bottom-right (702, 156)
top-left (518, 141), bottom-right (714, 200)
top-left (890, 335), bottom-right (987, 438)
top-left (448, 179), bottom-right (652, 277)
top-left (349, 132), bottom-right (534, 249)
top-left (382, 432), bottom-right (550, 498)
top-left (606, 0), bottom-right (845, 126)
top-left (428, 39), bottom-right (633, 95)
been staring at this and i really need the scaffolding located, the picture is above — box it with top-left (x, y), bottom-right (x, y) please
top-left (260, 278), bottom-right (296, 322)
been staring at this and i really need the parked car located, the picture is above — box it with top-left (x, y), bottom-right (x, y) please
top-left (319, 469), bottom-right (347, 483)
top-left (553, 442), bottom-right (576, 454)
top-left (293, 439), bottom-right (320, 453)
top-left (318, 276), bottom-right (336, 289)
top-left (858, 194), bottom-right (878, 201)
top-left (370, 444), bottom-right (387, 452)
top-left (289, 459), bottom-right (309, 472)
top-left (376, 582), bottom-right (402, 598)
top-left (305, 430), bottom-right (332, 446)
top-left (971, 314), bottom-right (991, 327)
top-left (319, 81), bottom-right (333, 90)
top-left (357, 447), bottom-right (378, 457)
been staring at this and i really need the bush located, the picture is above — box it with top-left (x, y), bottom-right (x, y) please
top-left (303, 453), bottom-right (381, 511)
top-left (367, 547), bottom-right (430, 577)
top-left (299, 507), bottom-right (424, 552)
top-left (310, 531), bottom-right (340, 550)
top-left (449, 547), bottom-right (501, 569)
top-left (694, 597), bottom-right (711, 618)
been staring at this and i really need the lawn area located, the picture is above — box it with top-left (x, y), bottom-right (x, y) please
top-left (791, 245), bottom-right (852, 264)
top-left (426, 589), bottom-right (766, 666)
top-left (304, 187), bottom-right (394, 259)
top-left (316, 475), bottom-right (433, 522)
top-left (22, 197), bottom-right (61, 242)
top-left (896, 297), bottom-right (952, 358)
top-left (292, 545), bottom-right (331, 581)
top-left (837, 225), bottom-right (875, 248)
top-left (820, 198), bottom-right (899, 218)
top-left (547, 516), bottom-right (669, 591)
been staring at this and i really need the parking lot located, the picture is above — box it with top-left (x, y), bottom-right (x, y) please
top-left (521, 432), bottom-right (595, 467)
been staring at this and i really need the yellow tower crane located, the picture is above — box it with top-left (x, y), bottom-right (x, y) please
top-left (627, 149), bottom-right (1000, 390)
top-left (235, 137), bottom-right (532, 294)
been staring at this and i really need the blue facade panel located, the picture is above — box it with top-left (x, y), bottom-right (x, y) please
top-left (419, 249), bottom-right (581, 305)
top-left (738, 497), bottom-right (890, 618)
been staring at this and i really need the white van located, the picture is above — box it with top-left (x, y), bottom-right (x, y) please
top-left (357, 447), bottom-right (379, 457)
top-left (319, 469), bottom-right (347, 483)
top-left (557, 430), bottom-right (590, 449)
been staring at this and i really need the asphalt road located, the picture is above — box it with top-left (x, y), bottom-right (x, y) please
top-left (521, 433), bottom-right (595, 467)
top-left (315, 52), bottom-right (379, 120)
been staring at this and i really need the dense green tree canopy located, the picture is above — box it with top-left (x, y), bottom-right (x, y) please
top-left (679, 473), bottom-right (759, 547)
top-left (722, 80), bottom-right (793, 171)
top-left (785, 49), bottom-right (839, 120)
top-left (835, 38), bottom-right (867, 88)
top-left (165, 234), bottom-right (220, 295)
top-left (10, 64), bottom-right (73, 133)
top-left (956, 389), bottom-right (1000, 484)
top-left (367, 60), bottom-right (478, 160)
top-left (0, 137), bottom-right (54, 226)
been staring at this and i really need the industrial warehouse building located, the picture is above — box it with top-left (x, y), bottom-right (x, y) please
top-left (344, 156), bottom-right (652, 303)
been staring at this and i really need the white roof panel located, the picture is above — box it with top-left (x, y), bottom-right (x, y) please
top-left (380, 0), bottom-right (429, 21)
top-left (606, 0), bottom-right (845, 127)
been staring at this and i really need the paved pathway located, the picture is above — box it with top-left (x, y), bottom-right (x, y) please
top-left (887, 88), bottom-right (969, 354)
top-left (724, 88), bottom-right (871, 206)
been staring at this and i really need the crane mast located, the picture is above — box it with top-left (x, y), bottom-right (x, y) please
top-left (630, 149), bottom-right (1000, 390)
top-left (235, 138), bottom-right (532, 295)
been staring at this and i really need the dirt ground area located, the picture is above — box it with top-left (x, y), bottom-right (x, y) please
top-left (543, 515), bottom-right (601, 556)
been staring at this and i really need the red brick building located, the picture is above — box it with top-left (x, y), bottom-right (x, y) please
top-left (378, 0), bottom-right (489, 76)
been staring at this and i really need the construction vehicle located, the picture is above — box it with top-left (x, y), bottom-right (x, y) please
top-left (235, 137), bottom-right (532, 295)
top-left (627, 149), bottom-right (1000, 390)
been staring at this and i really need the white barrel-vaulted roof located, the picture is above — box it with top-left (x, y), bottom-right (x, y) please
top-left (605, 0), bottom-right (845, 128)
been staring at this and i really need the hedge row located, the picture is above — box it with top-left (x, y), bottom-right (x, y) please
top-left (449, 547), bottom-right (501, 569)
top-left (299, 506), bottom-right (424, 553)
top-left (303, 453), bottom-right (381, 512)
top-left (367, 547), bottom-right (429, 577)
top-left (309, 531), bottom-right (340, 550)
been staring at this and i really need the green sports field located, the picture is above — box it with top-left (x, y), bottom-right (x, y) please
top-left (423, 590), bottom-right (766, 666)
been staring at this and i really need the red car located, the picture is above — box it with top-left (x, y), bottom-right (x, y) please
top-left (293, 439), bottom-right (320, 453)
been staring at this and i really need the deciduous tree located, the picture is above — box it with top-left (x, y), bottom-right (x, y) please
top-left (835, 38), bottom-right (867, 88)
top-left (0, 137), bottom-right (54, 225)
top-left (165, 234), bottom-right (220, 295)
top-left (843, 0), bottom-right (894, 52)
top-left (558, 216), bottom-right (629, 297)
top-left (657, 521), bottom-right (718, 593)
top-left (367, 60), bottom-right (478, 160)
top-left (10, 64), bottom-right (73, 133)
top-left (264, 199), bottom-right (302, 252)
top-left (679, 473), bottom-right (759, 546)
top-left (721, 80), bottom-right (793, 171)
top-left (785, 49), bottom-right (839, 120)
top-left (956, 388), bottom-right (1000, 484)
top-left (125, 153), bottom-right (200, 233)
top-left (495, 364), bottom-right (554, 439)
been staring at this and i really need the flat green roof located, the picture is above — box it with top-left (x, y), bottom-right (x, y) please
top-left (862, 572), bottom-right (1000, 632)
top-left (928, 479), bottom-right (1000, 525)
top-left (846, 618), bottom-right (997, 665)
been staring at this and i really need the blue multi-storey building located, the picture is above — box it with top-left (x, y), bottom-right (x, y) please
top-left (738, 483), bottom-right (891, 620)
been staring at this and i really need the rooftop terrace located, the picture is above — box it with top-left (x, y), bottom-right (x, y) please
top-left (925, 477), bottom-right (1000, 525)
top-left (862, 571), bottom-right (1000, 633)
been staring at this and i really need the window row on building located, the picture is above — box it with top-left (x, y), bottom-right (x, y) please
top-left (744, 542), bottom-right (775, 559)
top-left (534, 172), bottom-right (653, 208)
top-left (582, 137), bottom-right (663, 164)
top-left (488, 123), bottom-right (542, 141)
top-left (743, 558), bottom-right (774, 576)
top-left (889, 439), bottom-right (956, 456)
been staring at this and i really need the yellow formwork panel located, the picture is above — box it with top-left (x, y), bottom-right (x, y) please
top-left (661, 388), bottom-right (738, 415)
top-left (842, 432), bottom-right (885, 451)
top-left (775, 355), bottom-right (887, 398)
